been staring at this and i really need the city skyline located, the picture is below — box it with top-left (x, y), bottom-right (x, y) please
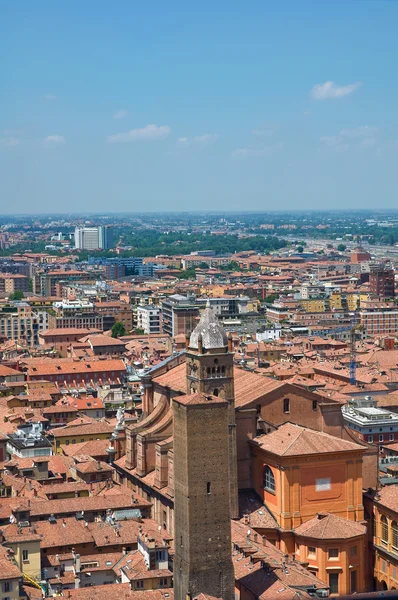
top-left (2, 0), bottom-right (398, 213)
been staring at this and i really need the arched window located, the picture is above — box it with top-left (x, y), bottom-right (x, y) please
top-left (381, 515), bottom-right (389, 545)
top-left (263, 466), bottom-right (275, 492)
top-left (221, 365), bottom-right (226, 375)
top-left (283, 398), bottom-right (290, 413)
top-left (392, 521), bottom-right (398, 550)
top-left (213, 389), bottom-right (219, 397)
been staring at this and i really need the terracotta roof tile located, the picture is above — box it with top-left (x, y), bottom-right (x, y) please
top-left (252, 422), bottom-right (365, 457)
top-left (294, 512), bottom-right (366, 539)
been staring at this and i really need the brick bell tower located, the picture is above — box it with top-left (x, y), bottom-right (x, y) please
top-left (184, 300), bottom-right (239, 519)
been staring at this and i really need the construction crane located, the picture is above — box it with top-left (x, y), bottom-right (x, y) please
top-left (349, 306), bottom-right (363, 386)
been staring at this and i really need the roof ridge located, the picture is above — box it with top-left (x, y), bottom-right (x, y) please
top-left (282, 423), bottom-right (302, 455)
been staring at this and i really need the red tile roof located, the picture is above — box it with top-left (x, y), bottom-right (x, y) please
top-left (252, 422), bottom-right (365, 457)
top-left (294, 512), bottom-right (366, 539)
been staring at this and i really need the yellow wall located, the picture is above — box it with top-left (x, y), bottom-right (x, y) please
top-left (54, 431), bottom-right (111, 453)
top-left (7, 539), bottom-right (41, 581)
top-left (0, 577), bottom-right (20, 600)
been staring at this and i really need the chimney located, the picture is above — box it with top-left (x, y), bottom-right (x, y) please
top-left (185, 334), bottom-right (190, 350)
top-left (74, 576), bottom-right (80, 589)
top-left (262, 535), bottom-right (267, 546)
top-left (253, 533), bottom-right (258, 543)
top-left (33, 489), bottom-right (37, 497)
top-left (122, 546), bottom-right (127, 555)
top-left (75, 553), bottom-right (81, 574)
top-left (97, 461), bottom-right (102, 471)
top-left (243, 514), bottom-right (250, 525)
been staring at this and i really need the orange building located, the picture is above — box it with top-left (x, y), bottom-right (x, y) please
top-left (365, 485), bottom-right (398, 592)
top-left (250, 422), bottom-right (368, 596)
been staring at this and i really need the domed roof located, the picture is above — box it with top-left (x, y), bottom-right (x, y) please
top-left (189, 300), bottom-right (228, 351)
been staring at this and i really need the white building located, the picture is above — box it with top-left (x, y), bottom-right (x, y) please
top-left (74, 226), bottom-right (114, 250)
top-left (137, 305), bottom-right (161, 334)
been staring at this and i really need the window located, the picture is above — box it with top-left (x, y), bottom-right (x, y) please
top-left (392, 521), bottom-right (398, 550)
top-left (328, 548), bottom-right (339, 559)
top-left (381, 515), bottom-right (389, 545)
top-left (329, 573), bottom-right (339, 595)
top-left (379, 434), bottom-right (384, 442)
top-left (368, 435), bottom-right (373, 443)
top-left (283, 398), bottom-right (290, 413)
top-left (312, 400), bottom-right (317, 411)
top-left (3, 582), bottom-right (12, 593)
top-left (207, 482), bottom-right (211, 495)
top-left (136, 581), bottom-right (144, 589)
top-left (382, 559), bottom-right (387, 573)
top-left (263, 466), bottom-right (275, 493)
top-left (22, 549), bottom-right (29, 561)
top-left (350, 545), bottom-right (358, 557)
top-left (65, 440), bottom-right (70, 446)
top-left (159, 578), bottom-right (168, 587)
top-left (308, 546), bottom-right (316, 558)
top-left (390, 434), bottom-right (395, 442)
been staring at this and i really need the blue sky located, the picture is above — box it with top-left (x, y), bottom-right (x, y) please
top-left (1, 0), bottom-right (398, 214)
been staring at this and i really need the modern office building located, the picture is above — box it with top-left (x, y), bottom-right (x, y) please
top-left (74, 226), bottom-right (114, 251)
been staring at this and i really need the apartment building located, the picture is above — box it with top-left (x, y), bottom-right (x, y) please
top-left (0, 273), bottom-right (29, 295)
top-left (136, 305), bottom-right (161, 334)
top-left (0, 304), bottom-right (44, 347)
top-left (161, 294), bottom-right (199, 336)
top-left (360, 304), bottom-right (398, 336)
top-left (48, 300), bottom-right (103, 330)
top-left (34, 270), bottom-right (90, 296)
top-left (342, 397), bottom-right (398, 445)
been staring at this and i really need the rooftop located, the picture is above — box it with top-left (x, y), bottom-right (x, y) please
top-left (252, 422), bottom-right (365, 457)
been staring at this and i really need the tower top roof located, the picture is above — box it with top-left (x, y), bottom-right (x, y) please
top-left (189, 301), bottom-right (228, 351)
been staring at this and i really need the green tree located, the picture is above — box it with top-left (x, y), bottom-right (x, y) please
top-left (133, 328), bottom-right (145, 335)
top-left (111, 321), bottom-right (126, 338)
top-left (297, 246), bottom-right (304, 253)
top-left (8, 290), bottom-right (24, 301)
top-left (337, 244), bottom-right (347, 252)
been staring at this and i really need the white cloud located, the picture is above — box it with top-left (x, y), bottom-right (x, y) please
top-left (43, 94), bottom-right (57, 101)
top-left (177, 134), bottom-right (219, 145)
top-left (311, 81), bottom-right (361, 100)
top-left (44, 135), bottom-right (66, 144)
top-left (113, 110), bottom-right (128, 119)
top-left (0, 137), bottom-right (20, 147)
top-left (320, 125), bottom-right (379, 151)
top-left (339, 125), bottom-right (378, 138)
top-left (107, 124), bottom-right (171, 143)
top-left (232, 142), bottom-right (284, 158)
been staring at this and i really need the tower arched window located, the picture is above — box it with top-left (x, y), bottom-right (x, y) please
top-left (381, 515), bottom-right (389, 545)
top-left (392, 521), bottom-right (398, 550)
top-left (213, 388), bottom-right (219, 397)
top-left (263, 466), bottom-right (275, 493)
top-left (283, 398), bottom-right (290, 414)
top-left (221, 365), bottom-right (226, 375)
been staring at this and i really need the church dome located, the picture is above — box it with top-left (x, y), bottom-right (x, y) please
top-left (189, 301), bottom-right (228, 350)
